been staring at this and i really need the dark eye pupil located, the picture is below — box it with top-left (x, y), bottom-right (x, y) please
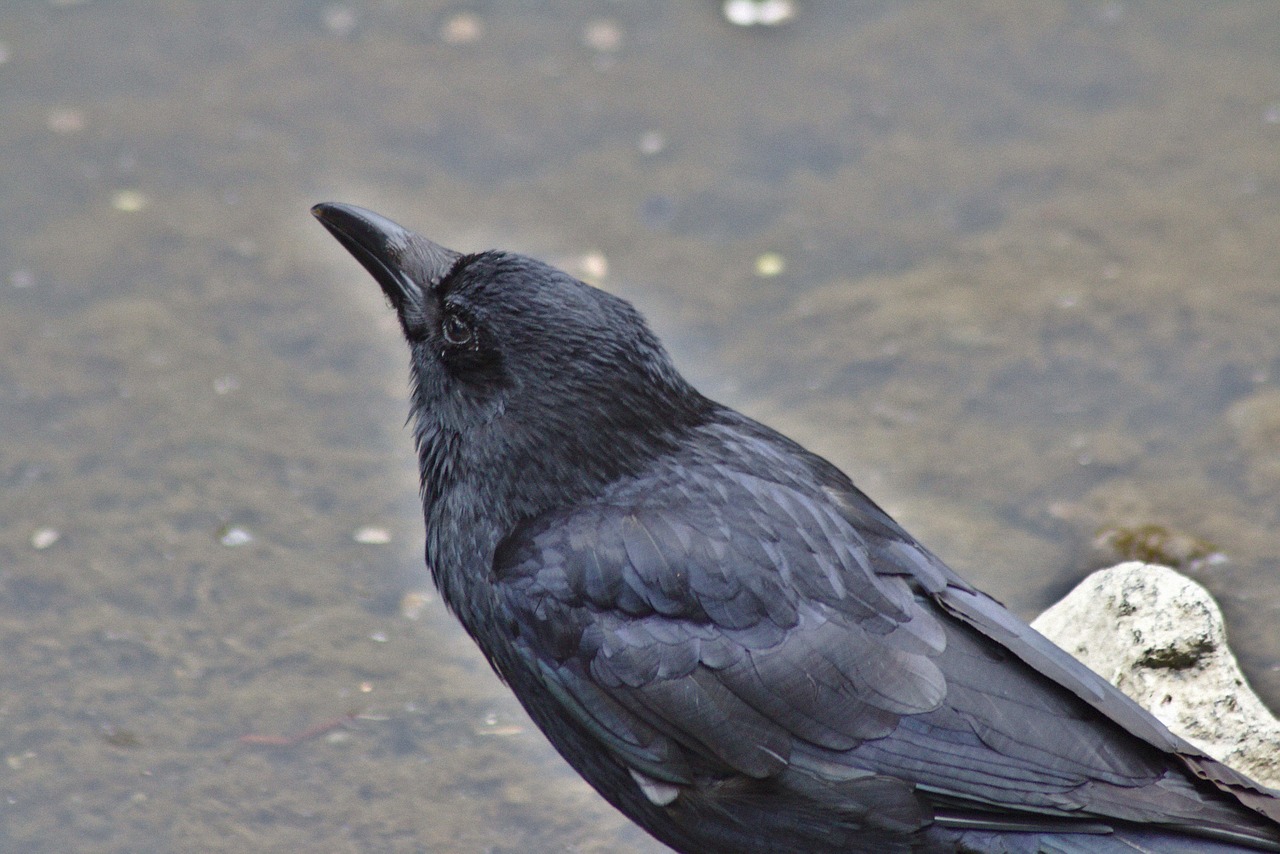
top-left (442, 314), bottom-right (473, 346)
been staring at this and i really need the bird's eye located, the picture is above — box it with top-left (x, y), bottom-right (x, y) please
top-left (441, 312), bottom-right (474, 347)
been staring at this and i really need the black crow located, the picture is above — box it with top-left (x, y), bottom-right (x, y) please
top-left (312, 202), bottom-right (1280, 853)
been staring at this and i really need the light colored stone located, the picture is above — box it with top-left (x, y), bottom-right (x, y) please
top-left (1032, 561), bottom-right (1280, 787)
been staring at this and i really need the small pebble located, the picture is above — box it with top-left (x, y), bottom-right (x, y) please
top-left (754, 252), bottom-right (786, 277)
top-left (10, 269), bottom-right (35, 289)
top-left (218, 525), bottom-right (253, 547)
top-left (5, 752), bottom-right (36, 771)
top-left (111, 190), bottom-right (149, 213)
top-left (0, 42), bottom-right (10, 65)
top-left (638, 130), bottom-right (667, 156)
top-left (1265, 102), bottom-right (1280, 126)
top-left (400, 590), bottom-right (433, 620)
top-left (31, 528), bottom-right (60, 550)
top-left (582, 18), bottom-right (622, 53)
top-left (321, 4), bottom-right (357, 37)
top-left (353, 525), bottom-right (391, 545)
top-left (474, 711), bottom-right (525, 737)
top-left (723, 0), bottom-right (796, 27)
top-left (47, 107), bottom-right (85, 134)
top-left (440, 11), bottom-right (484, 44)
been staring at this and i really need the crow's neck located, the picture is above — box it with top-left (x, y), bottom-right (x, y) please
top-left (412, 402), bottom-right (715, 634)
top-left (414, 421), bottom-right (506, 636)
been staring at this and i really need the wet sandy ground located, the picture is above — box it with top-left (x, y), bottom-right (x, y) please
top-left (1, 2), bottom-right (1279, 851)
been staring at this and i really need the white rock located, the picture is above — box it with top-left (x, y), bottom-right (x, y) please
top-left (1032, 561), bottom-right (1280, 788)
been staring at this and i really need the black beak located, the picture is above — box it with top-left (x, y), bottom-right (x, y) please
top-left (311, 202), bottom-right (461, 317)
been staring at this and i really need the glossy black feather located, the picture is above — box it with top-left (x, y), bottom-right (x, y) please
top-left (313, 202), bottom-right (1280, 854)
top-left (492, 414), bottom-right (1280, 850)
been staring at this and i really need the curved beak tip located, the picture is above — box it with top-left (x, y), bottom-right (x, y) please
top-left (310, 202), bottom-right (463, 314)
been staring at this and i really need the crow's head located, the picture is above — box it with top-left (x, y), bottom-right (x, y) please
top-left (313, 203), bottom-right (712, 518)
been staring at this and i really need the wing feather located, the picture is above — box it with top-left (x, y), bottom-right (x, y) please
top-left (490, 419), bottom-right (1278, 842)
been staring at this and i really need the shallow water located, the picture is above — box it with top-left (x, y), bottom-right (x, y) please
top-left (2, 2), bottom-right (1279, 851)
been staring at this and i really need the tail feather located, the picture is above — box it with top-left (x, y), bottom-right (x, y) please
top-left (945, 826), bottom-right (1280, 854)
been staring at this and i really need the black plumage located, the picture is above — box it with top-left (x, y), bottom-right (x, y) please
top-left (313, 202), bottom-right (1280, 853)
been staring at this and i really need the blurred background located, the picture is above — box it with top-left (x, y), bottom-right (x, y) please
top-left (2, 2), bottom-right (1279, 851)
